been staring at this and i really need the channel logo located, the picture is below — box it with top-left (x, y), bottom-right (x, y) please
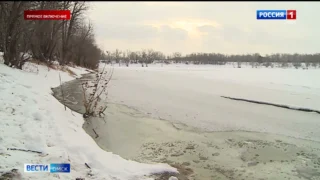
top-left (257, 10), bottom-right (296, 20)
top-left (24, 163), bottom-right (70, 173)
top-left (24, 164), bottom-right (49, 172)
top-left (50, 163), bottom-right (71, 173)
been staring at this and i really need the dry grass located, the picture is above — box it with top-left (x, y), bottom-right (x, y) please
top-left (64, 67), bottom-right (77, 77)
top-left (28, 59), bottom-right (48, 66)
top-left (28, 59), bottom-right (58, 70)
top-left (27, 59), bottom-right (77, 77)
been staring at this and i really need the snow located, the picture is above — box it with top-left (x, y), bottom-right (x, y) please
top-left (0, 62), bottom-right (177, 179)
top-left (0, 52), bottom-right (3, 63)
top-left (67, 66), bottom-right (94, 78)
top-left (105, 63), bottom-right (320, 142)
top-left (168, 176), bottom-right (178, 180)
top-left (106, 63), bottom-right (320, 109)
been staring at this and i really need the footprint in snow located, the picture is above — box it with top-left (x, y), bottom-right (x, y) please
top-left (18, 95), bottom-right (27, 102)
top-left (31, 91), bottom-right (38, 95)
top-left (21, 84), bottom-right (32, 89)
top-left (32, 112), bottom-right (43, 121)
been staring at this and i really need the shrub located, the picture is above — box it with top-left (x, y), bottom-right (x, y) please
top-left (81, 64), bottom-right (114, 118)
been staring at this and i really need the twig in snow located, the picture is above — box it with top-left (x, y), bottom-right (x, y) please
top-left (7, 148), bottom-right (42, 154)
top-left (59, 73), bottom-right (66, 111)
top-left (98, 106), bottom-right (107, 117)
top-left (102, 117), bottom-right (107, 124)
top-left (52, 174), bottom-right (60, 179)
top-left (85, 163), bottom-right (91, 169)
top-left (70, 110), bottom-right (76, 116)
top-left (92, 129), bottom-right (99, 138)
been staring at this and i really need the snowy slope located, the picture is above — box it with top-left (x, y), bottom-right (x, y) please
top-left (0, 62), bottom-right (177, 180)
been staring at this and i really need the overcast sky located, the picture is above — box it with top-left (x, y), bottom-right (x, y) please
top-left (87, 2), bottom-right (320, 55)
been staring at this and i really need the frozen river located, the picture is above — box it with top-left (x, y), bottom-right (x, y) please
top-left (53, 64), bottom-right (320, 180)
top-left (107, 64), bottom-right (320, 141)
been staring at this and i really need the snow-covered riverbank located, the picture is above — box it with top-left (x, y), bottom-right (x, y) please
top-left (0, 62), bottom-right (177, 180)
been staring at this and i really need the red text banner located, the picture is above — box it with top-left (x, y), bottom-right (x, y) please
top-left (24, 10), bottom-right (71, 20)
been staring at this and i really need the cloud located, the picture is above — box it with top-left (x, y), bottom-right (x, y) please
top-left (197, 24), bottom-right (320, 54)
top-left (95, 24), bottom-right (158, 41)
top-left (95, 24), bottom-right (187, 41)
top-left (198, 25), bottom-right (248, 43)
top-left (198, 25), bottom-right (217, 33)
top-left (157, 25), bottom-right (188, 41)
top-left (88, 2), bottom-right (320, 54)
top-left (93, 23), bottom-right (188, 52)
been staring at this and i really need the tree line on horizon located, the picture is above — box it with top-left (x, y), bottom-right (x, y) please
top-left (101, 49), bottom-right (320, 68)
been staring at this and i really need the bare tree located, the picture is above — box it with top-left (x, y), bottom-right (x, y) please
top-left (112, 49), bottom-right (122, 66)
top-left (0, 2), bottom-right (35, 69)
top-left (29, 2), bottom-right (65, 63)
top-left (141, 49), bottom-right (147, 67)
top-left (172, 52), bottom-right (182, 63)
top-left (70, 21), bottom-right (94, 67)
top-left (0, 1), bottom-right (104, 71)
top-left (124, 49), bottom-right (130, 66)
top-left (61, 1), bottom-right (88, 65)
top-left (129, 51), bottom-right (138, 64)
top-left (145, 49), bottom-right (157, 66)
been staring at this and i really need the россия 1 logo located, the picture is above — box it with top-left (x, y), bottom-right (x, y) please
top-left (257, 10), bottom-right (296, 20)
top-left (24, 163), bottom-right (70, 173)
